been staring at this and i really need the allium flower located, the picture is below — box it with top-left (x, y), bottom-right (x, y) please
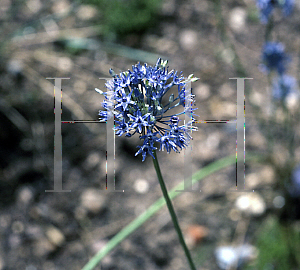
top-left (288, 165), bottom-right (300, 198)
top-left (260, 42), bottom-right (290, 75)
top-left (272, 74), bottom-right (297, 100)
top-left (281, 0), bottom-right (294, 16)
top-left (256, 0), bottom-right (294, 23)
top-left (96, 58), bottom-right (199, 161)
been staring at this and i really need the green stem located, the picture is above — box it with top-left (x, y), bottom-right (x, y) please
top-left (81, 153), bottom-right (262, 270)
top-left (264, 15), bottom-right (274, 42)
top-left (152, 150), bottom-right (197, 270)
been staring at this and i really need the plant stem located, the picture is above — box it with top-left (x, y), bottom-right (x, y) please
top-left (152, 150), bottom-right (197, 270)
top-left (81, 153), bottom-right (262, 270)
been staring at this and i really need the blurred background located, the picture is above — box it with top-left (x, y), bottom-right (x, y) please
top-left (1, 0), bottom-right (300, 269)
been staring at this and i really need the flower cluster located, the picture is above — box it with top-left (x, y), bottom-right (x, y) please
top-left (260, 42), bottom-right (290, 75)
top-left (96, 58), bottom-right (198, 161)
top-left (289, 165), bottom-right (300, 197)
top-left (260, 42), bottom-right (298, 101)
top-left (256, 0), bottom-right (294, 23)
top-left (272, 74), bottom-right (297, 100)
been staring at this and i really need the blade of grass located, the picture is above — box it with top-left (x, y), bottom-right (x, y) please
top-left (81, 153), bottom-right (263, 270)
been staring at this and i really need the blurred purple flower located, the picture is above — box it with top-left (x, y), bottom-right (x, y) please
top-left (288, 165), bottom-right (300, 198)
top-left (256, 0), bottom-right (294, 23)
top-left (272, 74), bottom-right (297, 100)
top-left (96, 58), bottom-right (199, 161)
top-left (260, 42), bottom-right (290, 75)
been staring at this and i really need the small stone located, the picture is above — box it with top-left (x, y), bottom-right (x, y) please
top-left (219, 83), bottom-right (234, 98)
top-left (273, 196), bottom-right (285, 209)
top-left (73, 80), bottom-right (87, 95)
top-left (260, 166), bottom-right (275, 184)
top-left (206, 132), bottom-right (220, 150)
top-left (194, 55), bottom-right (217, 74)
top-left (178, 4), bottom-right (193, 21)
top-left (46, 226), bottom-right (65, 247)
top-left (0, 255), bottom-right (4, 270)
top-left (26, 225), bottom-right (43, 240)
top-left (57, 57), bottom-right (73, 72)
top-left (80, 188), bottom-right (106, 214)
top-left (215, 244), bottom-right (258, 270)
top-left (286, 91), bottom-right (299, 112)
top-left (250, 91), bottom-right (264, 106)
top-left (134, 179), bottom-right (149, 194)
top-left (156, 38), bottom-right (178, 54)
top-left (8, 234), bottom-right (21, 249)
top-left (26, 0), bottom-right (41, 13)
top-left (0, 0), bottom-right (11, 19)
top-left (209, 97), bottom-right (224, 118)
top-left (245, 173), bottom-right (260, 189)
top-left (185, 225), bottom-right (209, 248)
top-left (25, 265), bottom-right (37, 270)
top-left (161, 0), bottom-right (176, 16)
top-left (76, 5), bottom-right (97, 20)
top-left (219, 102), bottom-right (236, 118)
top-left (20, 138), bottom-right (34, 151)
top-left (0, 215), bottom-right (11, 229)
top-left (179, 30), bottom-right (198, 51)
top-left (51, 0), bottom-right (70, 16)
top-left (229, 7), bottom-right (247, 33)
top-left (68, 242), bottom-right (85, 256)
top-left (7, 59), bottom-right (23, 75)
top-left (195, 141), bottom-right (216, 161)
top-left (235, 193), bottom-right (266, 216)
top-left (35, 204), bottom-right (50, 218)
top-left (17, 186), bottom-right (34, 204)
top-left (162, 23), bottom-right (177, 39)
top-left (194, 83), bottom-right (210, 100)
top-left (221, 48), bottom-right (235, 64)
top-left (74, 207), bottom-right (87, 221)
top-left (147, 235), bottom-right (172, 266)
top-left (42, 261), bottom-right (56, 270)
top-left (275, 108), bottom-right (285, 123)
top-left (84, 152), bottom-right (101, 169)
top-left (295, 146), bottom-right (300, 164)
top-left (272, 144), bottom-right (289, 167)
top-left (11, 221), bottom-right (24, 234)
top-left (23, 26), bottom-right (36, 39)
top-left (229, 208), bottom-right (241, 221)
top-left (40, 19), bottom-right (59, 35)
top-left (91, 240), bottom-right (107, 254)
top-left (33, 237), bottom-right (55, 257)
top-left (248, 130), bottom-right (267, 148)
top-left (143, 34), bottom-right (158, 49)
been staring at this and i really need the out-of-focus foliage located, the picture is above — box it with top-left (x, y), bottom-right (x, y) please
top-left (245, 217), bottom-right (300, 270)
top-left (80, 0), bottom-right (162, 38)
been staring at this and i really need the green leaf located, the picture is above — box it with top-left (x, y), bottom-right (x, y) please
top-left (81, 153), bottom-right (263, 270)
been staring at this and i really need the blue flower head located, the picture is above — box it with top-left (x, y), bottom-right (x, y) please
top-left (288, 165), bottom-right (300, 198)
top-left (96, 58), bottom-right (199, 161)
top-left (272, 74), bottom-right (297, 100)
top-left (256, 0), bottom-right (294, 23)
top-left (260, 42), bottom-right (290, 75)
